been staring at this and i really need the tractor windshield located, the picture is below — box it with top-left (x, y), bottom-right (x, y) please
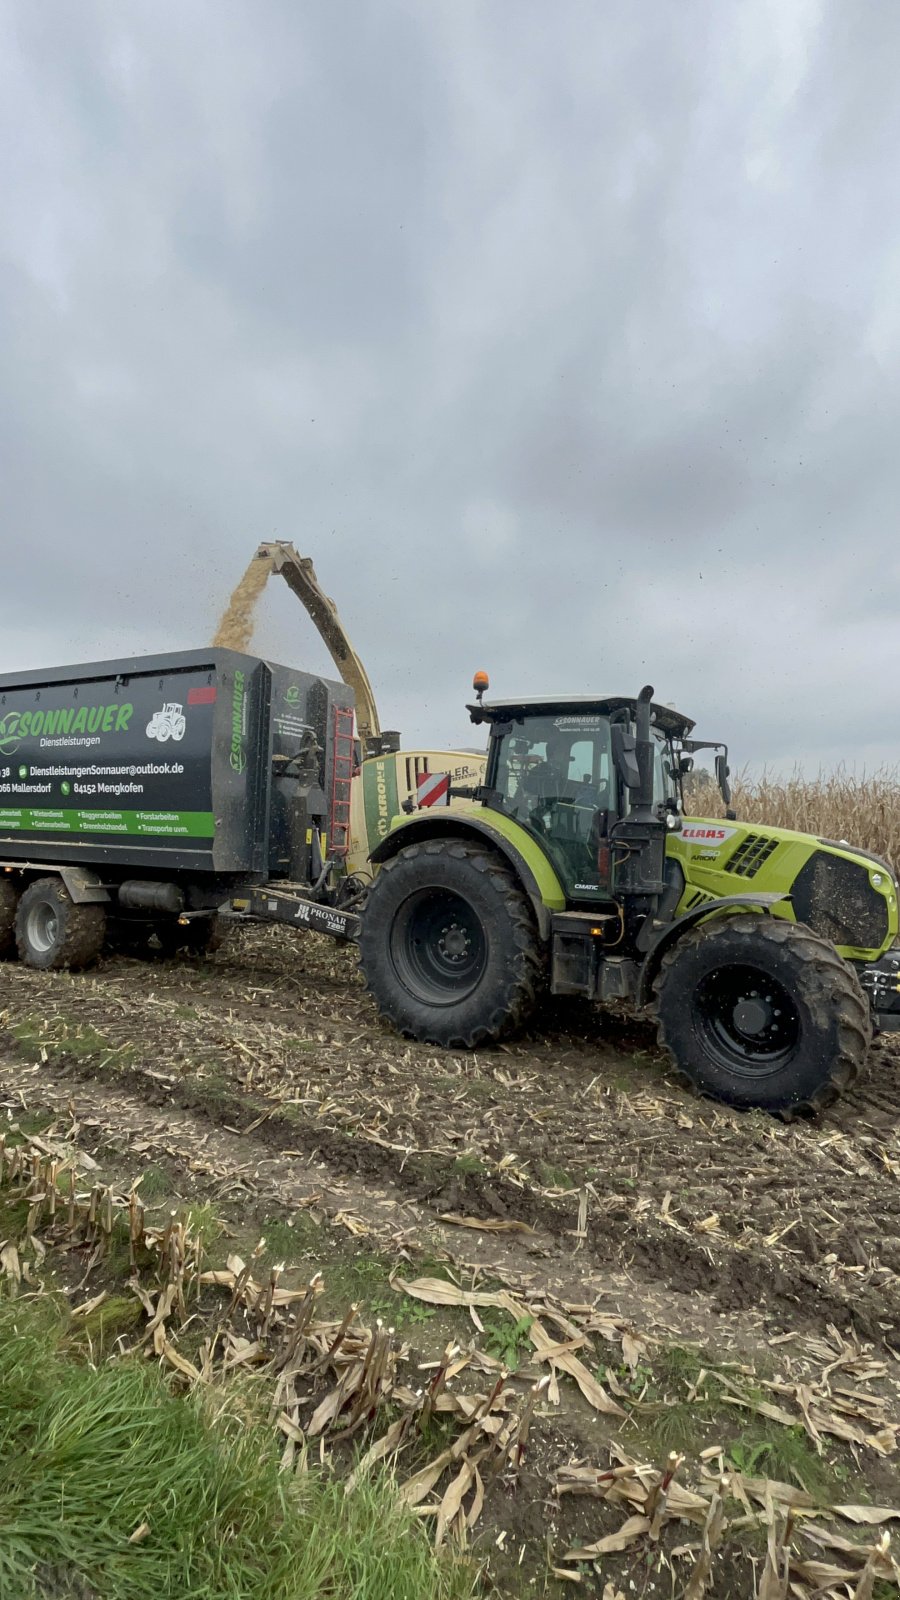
top-left (489, 714), bottom-right (680, 900)
top-left (491, 714), bottom-right (614, 898)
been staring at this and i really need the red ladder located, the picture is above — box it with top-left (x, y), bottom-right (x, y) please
top-left (329, 704), bottom-right (355, 857)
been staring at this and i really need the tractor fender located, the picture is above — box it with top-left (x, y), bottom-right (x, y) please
top-left (637, 892), bottom-right (787, 1008)
top-left (369, 815), bottom-right (557, 940)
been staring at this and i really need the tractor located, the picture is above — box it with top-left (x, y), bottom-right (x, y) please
top-left (358, 680), bottom-right (900, 1112)
top-left (145, 703), bottom-right (187, 742)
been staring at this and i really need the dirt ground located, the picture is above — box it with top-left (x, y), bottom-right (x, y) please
top-left (2, 923), bottom-right (899, 1597)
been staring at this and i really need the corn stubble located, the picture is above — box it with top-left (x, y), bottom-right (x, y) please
top-left (2, 1132), bottom-right (899, 1599)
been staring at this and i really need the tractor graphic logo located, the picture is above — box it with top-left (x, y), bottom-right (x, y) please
top-left (146, 703), bottom-right (186, 743)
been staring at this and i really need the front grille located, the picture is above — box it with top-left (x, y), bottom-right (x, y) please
top-left (726, 833), bottom-right (779, 879)
top-left (791, 850), bottom-right (888, 950)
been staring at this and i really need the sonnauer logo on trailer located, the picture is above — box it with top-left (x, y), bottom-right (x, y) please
top-left (229, 672), bottom-right (247, 773)
top-left (0, 702), bottom-right (134, 757)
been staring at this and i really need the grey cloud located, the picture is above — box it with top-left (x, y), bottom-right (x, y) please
top-left (2, 0), bottom-right (899, 772)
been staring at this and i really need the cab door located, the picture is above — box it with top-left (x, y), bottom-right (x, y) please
top-left (491, 715), bottom-right (615, 903)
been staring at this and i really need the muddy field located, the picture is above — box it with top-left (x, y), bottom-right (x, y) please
top-left (2, 925), bottom-right (899, 1597)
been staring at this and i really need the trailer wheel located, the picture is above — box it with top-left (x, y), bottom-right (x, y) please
top-left (0, 879), bottom-right (19, 959)
top-left (359, 839), bottom-right (543, 1048)
top-left (653, 914), bottom-right (871, 1113)
top-left (15, 877), bottom-right (107, 972)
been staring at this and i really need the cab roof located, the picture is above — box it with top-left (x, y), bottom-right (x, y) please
top-left (467, 695), bottom-right (696, 737)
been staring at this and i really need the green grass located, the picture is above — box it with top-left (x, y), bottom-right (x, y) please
top-left (322, 1250), bottom-right (393, 1304)
top-left (725, 1422), bottom-right (839, 1499)
top-left (61, 1025), bottom-right (118, 1059)
top-left (0, 1297), bottom-right (477, 1600)
top-left (184, 1203), bottom-right (226, 1250)
top-left (369, 1292), bottom-right (436, 1330)
top-left (454, 1076), bottom-right (496, 1102)
top-left (0, 1109), bottom-right (54, 1142)
top-left (535, 1161), bottom-right (574, 1191)
top-left (65, 1294), bottom-right (144, 1358)
top-left (10, 1016), bottom-right (134, 1069)
top-left (134, 1164), bottom-right (172, 1202)
top-left (1, 1192), bottom-right (33, 1236)
top-left (452, 1153), bottom-right (487, 1177)
top-left (10, 1020), bottom-right (45, 1054)
top-left (194, 1069), bottom-right (240, 1108)
top-left (259, 1212), bottom-right (322, 1264)
top-left (480, 1309), bottom-right (534, 1371)
top-left (622, 1344), bottom-right (853, 1503)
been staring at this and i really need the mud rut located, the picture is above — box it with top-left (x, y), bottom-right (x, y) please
top-left (1, 924), bottom-right (898, 1352)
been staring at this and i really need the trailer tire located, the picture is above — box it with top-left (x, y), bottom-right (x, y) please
top-left (359, 839), bottom-right (543, 1048)
top-left (0, 879), bottom-right (19, 959)
top-left (654, 914), bottom-right (871, 1114)
top-left (15, 877), bottom-right (107, 972)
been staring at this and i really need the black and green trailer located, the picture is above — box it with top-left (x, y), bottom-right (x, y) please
top-left (0, 648), bottom-right (359, 965)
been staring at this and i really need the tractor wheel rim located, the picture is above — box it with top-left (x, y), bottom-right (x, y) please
top-left (391, 887), bottom-right (487, 1005)
top-left (694, 962), bottom-right (801, 1074)
top-left (27, 901), bottom-right (59, 954)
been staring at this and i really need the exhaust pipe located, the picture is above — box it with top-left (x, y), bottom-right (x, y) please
top-left (633, 684), bottom-right (656, 822)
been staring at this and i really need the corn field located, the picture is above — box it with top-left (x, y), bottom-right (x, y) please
top-left (686, 766), bottom-right (900, 877)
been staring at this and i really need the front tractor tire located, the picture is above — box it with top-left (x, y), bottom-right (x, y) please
top-left (653, 914), bottom-right (871, 1114)
top-left (15, 877), bottom-right (107, 972)
top-left (359, 839), bottom-right (543, 1048)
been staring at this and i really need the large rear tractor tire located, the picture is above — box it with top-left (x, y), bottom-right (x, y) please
top-left (359, 840), bottom-right (543, 1048)
top-left (0, 879), bottom-right (19, 959)
top-left (654, 914), bottom-right (871, 1113)
top-left (15, 877), bottom-right (107, 972)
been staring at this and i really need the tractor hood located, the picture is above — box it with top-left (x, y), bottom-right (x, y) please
top-left (669, 816), bottom-right (898, 962)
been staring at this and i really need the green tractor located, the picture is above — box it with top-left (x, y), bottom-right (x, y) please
top-left (358, 681), bottom-right (900, 1112)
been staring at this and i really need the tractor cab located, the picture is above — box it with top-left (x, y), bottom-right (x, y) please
top-left (468, 693), bottom-right (694, 904)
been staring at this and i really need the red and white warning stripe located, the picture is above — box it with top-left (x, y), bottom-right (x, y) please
top-left (417, 771), bottom-right (450, 808)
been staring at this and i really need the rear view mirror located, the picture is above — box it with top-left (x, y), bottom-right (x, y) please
top-left (611, 724), bottom-right (641, 791)
top-left (678, 755), bottom-right (694, 776)
top-left (715, 752), bottom-right (732, 806)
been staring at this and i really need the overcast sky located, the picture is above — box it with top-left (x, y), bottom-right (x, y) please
top-left (2, 1), bottom-right (898, 774)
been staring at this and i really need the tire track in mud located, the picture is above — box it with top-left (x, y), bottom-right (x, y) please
top-left (0, 1045), bottom-right (896, 1347)
top-left (1, 926), bottom-right (898, 1346)
top-left (1, 1039), bottom-right (890, 1357)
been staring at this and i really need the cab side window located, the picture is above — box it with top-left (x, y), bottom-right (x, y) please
top-left (568, 739), bottom-right (593, 784)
